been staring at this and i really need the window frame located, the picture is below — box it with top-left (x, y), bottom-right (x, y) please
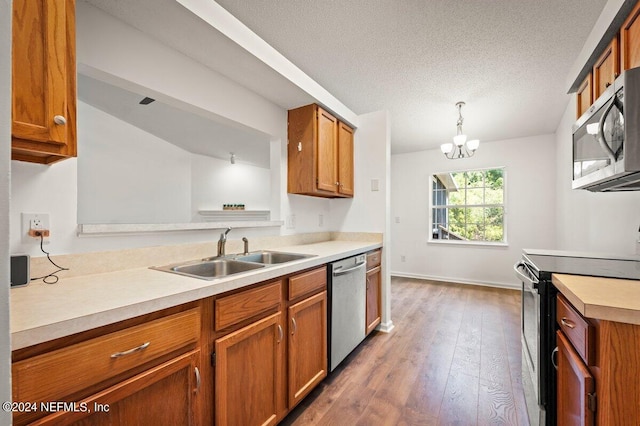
top-left (428, 166), bottom-right (508, 247)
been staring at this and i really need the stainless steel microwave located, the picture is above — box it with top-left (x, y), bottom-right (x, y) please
top-left (572, 67), bottom-right (640, 191)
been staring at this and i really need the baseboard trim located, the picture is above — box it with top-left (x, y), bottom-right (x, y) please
top-left (376, 320), bottom-right (395, 333)
top-left (390, 271), bottom-right (519, 290)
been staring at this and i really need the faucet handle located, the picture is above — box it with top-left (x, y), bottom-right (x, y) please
top-left (242, 237), bottom-right (249, 255)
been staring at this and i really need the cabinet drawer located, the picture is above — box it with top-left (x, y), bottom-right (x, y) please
top-left (215, 281), bottom-right (282, 330)
top-left (288, 266), bottom-right (327, 301)
top-left (557, 295), bottom-right (594, 365)
top-left (12, 309), bottom-right (200, 403)
top-left (366, 249), bottom-right (381, 270)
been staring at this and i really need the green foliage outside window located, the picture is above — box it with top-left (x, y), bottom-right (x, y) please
top-left (432, 168), bottom-right (505, 242)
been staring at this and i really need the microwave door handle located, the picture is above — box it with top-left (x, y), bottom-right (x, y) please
top-left (597, 97), bottom-right (618, 163)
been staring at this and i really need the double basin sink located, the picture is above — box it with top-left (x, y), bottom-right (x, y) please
top-left (152, 251), bottom-right (315, 280)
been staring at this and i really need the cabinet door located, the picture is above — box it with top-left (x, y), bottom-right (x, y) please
top-left (556, 331), bottom-right (595, 426)
top-left (316, 107), bottom-right (338, 193)
top-left (576, 73), bottom-right (593, 119)
top-left (288, 291), bottom-right (327, 409)
top-left (621, 0), bottom-right (640, 71)
top-left (30, 351), bottom-right (202, 426)
top-left (337, 121), bottom-right (354, 197)
top-left (593, 37), bottom-right (620, 101)
top-left (215, 312), bottom-right (284, 426)
top-left (366, 266), bottom-right (381, 335)
top-left (12, 0), bottom-right (76, 163)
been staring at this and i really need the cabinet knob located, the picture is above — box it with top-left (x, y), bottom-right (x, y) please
top-left (53, 115), bottom-right (67, 125)
top-left (291, 317), bottom-right (297, 335)
top-left (605, 82), bottom-right (611, 88)
top-left (194, 366), bottom-right (201, 391)
top-left (297, 142), bottom-right (302, 152)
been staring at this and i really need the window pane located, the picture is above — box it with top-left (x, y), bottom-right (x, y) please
top-left (465, 171), bottom-right (484, 187)
top-left (485, 187), bottom-right (503, 204)
top-left (448, 190), bottom-right (465, 205)
top-left (466, 188), bottom-right (484, 205)
top-left (430, 167), bottom-right (505, 243)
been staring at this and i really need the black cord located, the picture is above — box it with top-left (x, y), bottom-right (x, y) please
top-left (30, 232), bottom-right (69, 284)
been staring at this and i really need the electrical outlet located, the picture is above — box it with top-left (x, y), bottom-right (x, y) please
top-left (400, 255), bottom-right (406, 262)
top-left (319, 214), bottom-right (324, 227)
top-left (22, 213), bottom-right (50, 243)
top-left (286, 214), bottom-right (296, 230)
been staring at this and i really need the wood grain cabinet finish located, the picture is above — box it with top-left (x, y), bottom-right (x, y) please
top-left (214, 312), bottom-right (284, 426)
top-left (11, 307), bottom-right (202, 425)
top-left (366, 265), bottom-right (382, 335)
top-left (556, 330), bottom-right (595, 426)
top-left (32, 351), bottom-right (202, 426)
top-left (288, 104), bottom-right (354, 198)
top-left (555, 293), bottom-right (640, 426)
top-left (287, 291), bottom-right (327, 409)
top-left (576, 73), bottom-right (594, 119)
top-left (593, 37), bottom-right (620, 101)
top-left (365, 249), bottom-right (382, 335)
top-left (621, 0), bottom-right (640, 71)
top-left (11, 0), bottom-right (77, 164)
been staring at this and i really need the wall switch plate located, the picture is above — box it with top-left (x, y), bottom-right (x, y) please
top-left (371, 179), bottom-right (380, 192)
top-left (22, 213), bottom-right (50, 244)
top-left (286, 214), bottom-right (296, 229)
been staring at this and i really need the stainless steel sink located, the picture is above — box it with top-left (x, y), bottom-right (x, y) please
top-left (153, 259), bottom-right (264, 280)
top-left (151, 250), bottom-right (314, 280)
top-left (233, 251), bottom-right (314, 264)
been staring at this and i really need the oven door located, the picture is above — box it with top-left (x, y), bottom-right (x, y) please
top-left (515, 261), bottom-right (544, 425)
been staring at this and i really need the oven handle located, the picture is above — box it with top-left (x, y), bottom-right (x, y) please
top-left (551, 347), bottom-right (559, 370)
top-left (513, 261), bottom-right (538, 290)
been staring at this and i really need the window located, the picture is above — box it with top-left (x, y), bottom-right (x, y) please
top-left (431, 167), bottom-right (505, 243)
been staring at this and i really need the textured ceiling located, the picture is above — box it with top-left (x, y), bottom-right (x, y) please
top-left (84, 0), bottom-right (608, 154)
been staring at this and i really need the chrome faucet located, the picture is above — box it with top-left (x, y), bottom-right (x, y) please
top-left (242, 237), bottom-right (249, 255)
top-left (217, 227), bottom-right (232, 257)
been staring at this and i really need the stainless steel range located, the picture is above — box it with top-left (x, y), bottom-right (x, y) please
top-left (515, 249), bottom-right (640, 426)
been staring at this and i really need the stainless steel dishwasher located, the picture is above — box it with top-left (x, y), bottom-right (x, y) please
top-left (328, 253), bottom-right (367, 372)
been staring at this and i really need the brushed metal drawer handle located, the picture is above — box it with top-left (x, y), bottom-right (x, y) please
top-left (194, 366), bottom-right (201, 391)
top-left (291, 317), bottom-right (297, 335)
top-left (110, 341), bottom-right (150, 358)
top-left (277, 324), bottom-right (283, 343)
top-left (561, 317), bottom-right (576, 329)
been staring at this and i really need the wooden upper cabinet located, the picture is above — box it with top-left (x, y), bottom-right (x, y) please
top-left (593, 36), bottom-right (620, 101)
top-left (576, 73), bottom-right (593, 119)
top-left (11, 0), bottom-right (77, 164)
top-left (621, 0), bottom-right (640, 71)
top-left (317, 108), bottom-right (339, 193)
top-left (337, 121), bottom-right (354, 196)
top-left (288, 104), bottom-right (355, 198)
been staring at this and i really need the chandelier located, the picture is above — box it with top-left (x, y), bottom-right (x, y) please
top-left (440, 101), bottom-right (480, 159)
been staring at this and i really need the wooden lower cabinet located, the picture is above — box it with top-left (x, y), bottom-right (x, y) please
top-left (32, 350), bottom-right (202, 426)
top-left (215, 312), bottom-right (284, 426)
top-left (556, 331), bottom-right (595, 426)
top-left (288, 291), bottom-right (327, 408)
top-left (365, 265), bottom-right (381, 335)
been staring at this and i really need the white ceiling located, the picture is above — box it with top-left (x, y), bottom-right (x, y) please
top-left (84, 0), bottom-right (608, 154)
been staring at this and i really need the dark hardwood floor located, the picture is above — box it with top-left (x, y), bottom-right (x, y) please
top-left (282, 276), bottom-right (530, 426)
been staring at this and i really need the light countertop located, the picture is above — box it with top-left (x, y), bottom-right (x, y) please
top-left (10, 240), bottom-right (381, 350)
top-left (552, 273), bottom-right (640, 325)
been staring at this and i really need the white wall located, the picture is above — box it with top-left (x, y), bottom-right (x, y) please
top-left (555, 98), bottom-right (640, 253)
top-left (391, 134), bottom-right (557, 288)
top-left (77, 101), bottom-right (192, 224)
top-left (331, 110), bottom-right (392, 329)
top-left (190, 154), bottom-right (271, 219)
top-left (1, 0), bottom-right (12, 422)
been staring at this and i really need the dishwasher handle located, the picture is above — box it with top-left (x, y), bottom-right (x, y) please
top-left (332, 260), bottom-right (366, 276)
